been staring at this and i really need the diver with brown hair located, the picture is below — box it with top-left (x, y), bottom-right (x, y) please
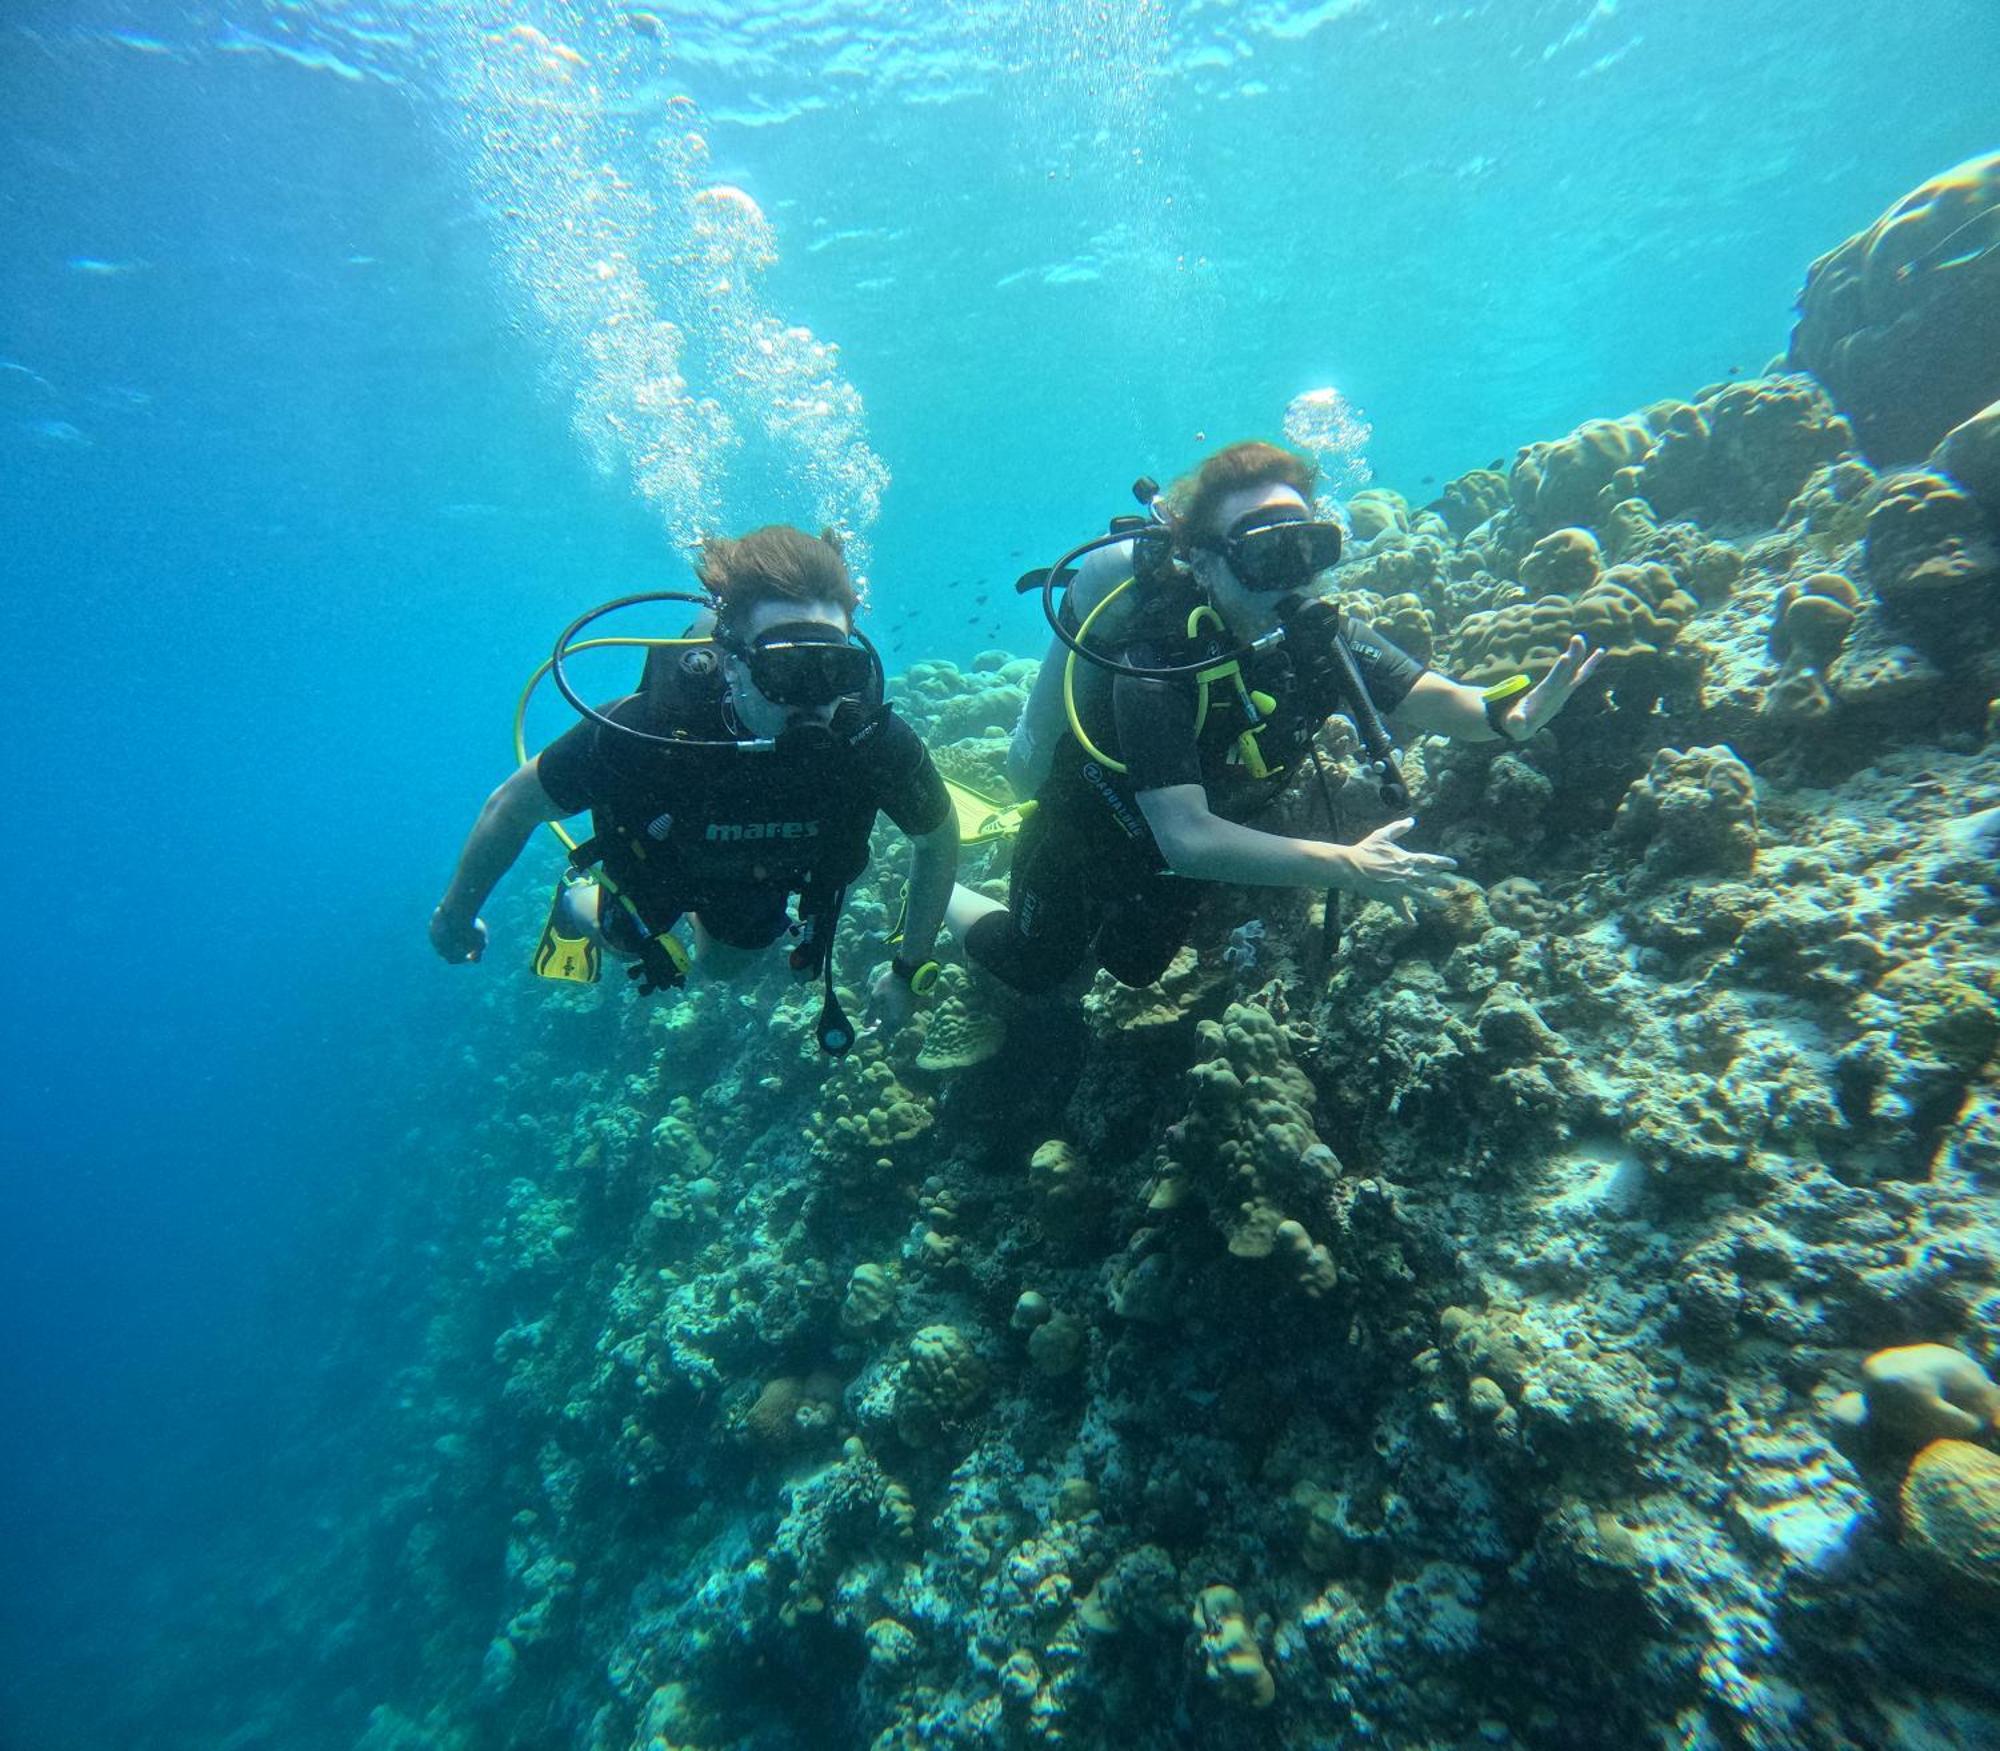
top-left (952, 440), bottom-right (1603, 993)
top-left (432, 525), bottom-right (959, 1047)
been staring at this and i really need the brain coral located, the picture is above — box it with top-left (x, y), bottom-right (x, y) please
top-left (1789, 152), bottom-right (2000, 463)
top-left (913, 988), bottom-right (1006, 1073)
top-left (1901, 1439), bottom-right (2000, 1592)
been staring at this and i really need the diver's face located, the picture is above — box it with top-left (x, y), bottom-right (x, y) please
top-left (722, 596), bottom-right (854, 738)
top-left (1193, 481), bottom-right (1314, 631)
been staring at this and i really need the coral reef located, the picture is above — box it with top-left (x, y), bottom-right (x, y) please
top-left (160, 155), bottom-right (2000, 1751)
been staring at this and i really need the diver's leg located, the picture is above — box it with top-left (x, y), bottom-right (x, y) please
top-left (558, 880), bottom-right (644, 960)
top-left (1094, 873), bottom-right (1202, 988)
top-left (960, 808), bottom-right (1099, 994)
top-left (688, 885), bottom-right (792, 981)
top-left (688, 915), bottom-right (762, 980)
top-left (946, 884), bottom-right (1005, 936)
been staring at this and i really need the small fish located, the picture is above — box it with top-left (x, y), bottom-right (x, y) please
top-left (21, 419), bottom-right (91, 447)
top-left (1894, 203), bottom-right (2000, 283)
top-left (974, 594), bottom-right (989, 605)
top-left (1725, 365), bottom-right (1741, 377)
top-left (0, 360), bottom-right (57, 397)
top-left (67, 257), bottom-right (143, 277)
top-left (1487, 457), bottom-right (1504, 470)
top-left (1420, 474), bottom-right (1435, 485)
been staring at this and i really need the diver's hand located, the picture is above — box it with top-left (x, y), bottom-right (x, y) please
top-left (868, 966), bottom-right (918, 1035)
top-left (430, 905), bottom-right (488, 964)
top-left (1331, 820), bottom-right (1459, 906)
top-left (1507, 635), bottom-right (1604, 738)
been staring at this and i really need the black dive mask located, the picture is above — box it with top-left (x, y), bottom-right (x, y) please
top-left (733, 620), bottom-right (876, 707)
top-left (1209, 508), bottom-right (1344, 593)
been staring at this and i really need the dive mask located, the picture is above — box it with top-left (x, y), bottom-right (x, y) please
top-left (1210, 508), bottom-right (1344, 593)
top-left (733, 620), bottom-right (875, 707)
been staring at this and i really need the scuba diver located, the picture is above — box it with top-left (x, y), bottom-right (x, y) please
top-left (952, 440), bottom-right (1604, 993)
top-left (431, 525), bottom-right (958, 1047)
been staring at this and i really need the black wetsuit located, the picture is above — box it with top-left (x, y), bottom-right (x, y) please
top-left (537, 647), bottom-right (950, 952)
top-left (966, 606), bottom-right (1426, 992)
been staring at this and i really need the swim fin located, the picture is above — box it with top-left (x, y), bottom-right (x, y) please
top-left (943, 776), bottom-right (1033, 845)
top-left (533, 881), bottom-right (603, 984)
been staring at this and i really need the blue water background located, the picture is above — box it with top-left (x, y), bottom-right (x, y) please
top-left (2, 0), bottom-right (1994, 1738)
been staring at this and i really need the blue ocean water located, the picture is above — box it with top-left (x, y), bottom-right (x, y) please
top-left (1, 1), bottom-right (1995, 1745)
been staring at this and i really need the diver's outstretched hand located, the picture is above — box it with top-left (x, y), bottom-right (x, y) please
top-left (1510, 635), bottom-right (1604, 737)
top-left (866, 964), bottom-right (918, 1036)
top-left (1334, 818), bottom-right (1458, 907)
top-left (430, 905), bottom-right (488, 965)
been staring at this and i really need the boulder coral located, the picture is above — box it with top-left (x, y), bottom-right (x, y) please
top-left (1192, 1585), bottom-right (1276, 1708)
top-left (1610, 746), bottom-right (1759, 882)
top-left (892, 1323), bottom-right (986, 1444)
top-left (1900, 1439), bottom-right (2000, 1593)
top-left (1508, 375), bottom-right (1850, 537)
top-left (1865, 468), bottom-right (2000, 657)
top-left (1162, 1000), bottom-right (1343, 1285)
top-left (1830, 1344), bottom-right (2000, 1450)
top-left (1442, 561), bottom-right (1698, 692)
top-left (1789, 151), bottom-right (2000, 463)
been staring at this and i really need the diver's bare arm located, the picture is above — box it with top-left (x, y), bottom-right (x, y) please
top-left (1388, 671), bottom-right (1493, 740)
top-left (1388, 637), bottom-right (1604, 742)
top-left (897, 817), bottom-right (959, 963)
top-left (436, 759), bottom-right (566, 922)
top-left (1136, 785), bottom-right (1456, 900)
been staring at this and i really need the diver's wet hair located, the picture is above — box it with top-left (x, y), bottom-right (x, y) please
top-left (699, 524), bottom-right (857, 638)
top-left (1170, 441), bottom-right (1318, 551)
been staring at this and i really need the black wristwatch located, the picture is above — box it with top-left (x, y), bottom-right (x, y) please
top-left (891, 954), bottom-right (941, 996)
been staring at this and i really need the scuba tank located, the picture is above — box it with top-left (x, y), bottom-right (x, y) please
top-left (1009, 481), bottom-right (1184, 792)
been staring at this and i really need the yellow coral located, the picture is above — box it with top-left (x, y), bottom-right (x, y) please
top-left (1192, 1585), bottom-right (1275, 1708)
top-left (839, 1262), bottom-right (896, 1333)
top-left (1901, 1439), bottom-right (2000, 1591)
